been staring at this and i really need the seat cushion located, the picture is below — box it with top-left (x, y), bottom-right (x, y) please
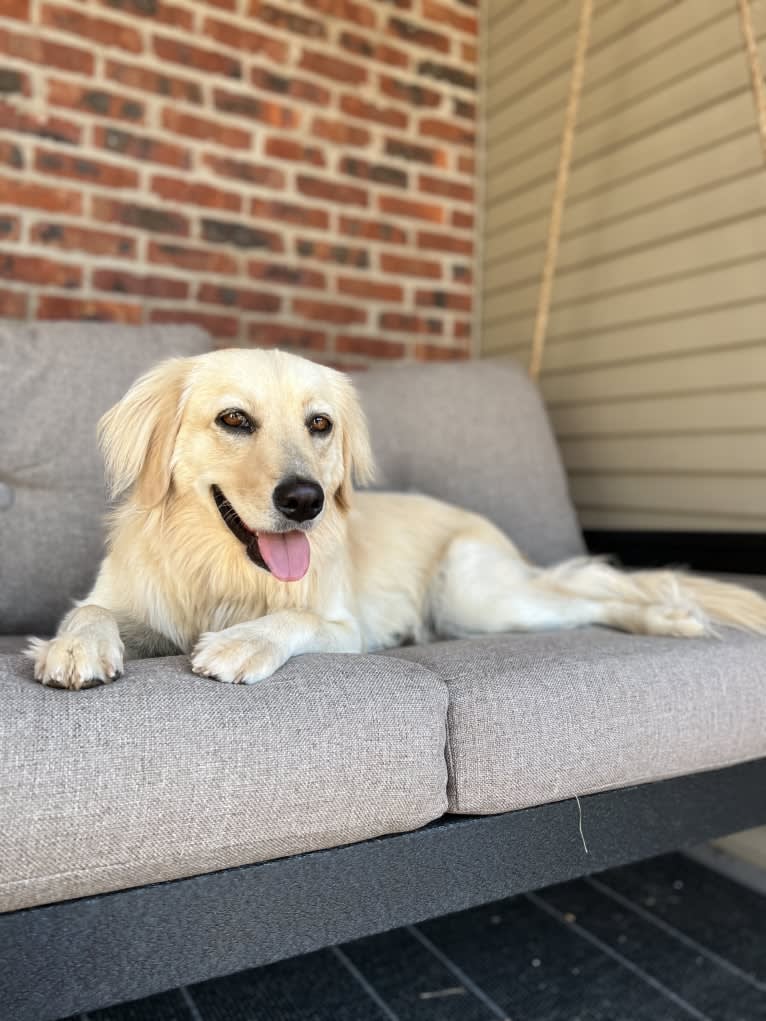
top-left (0, 652), bottom-right (447, 913)
top-left (354, 359), bottom-right (584, 567)
top-left (389, 627), bottom-right (766, 815)
top-left (0, 322), bottom-right (212, 636)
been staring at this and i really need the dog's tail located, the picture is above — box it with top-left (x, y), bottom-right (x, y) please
top-left (541, 557), bottom-right (766, 635)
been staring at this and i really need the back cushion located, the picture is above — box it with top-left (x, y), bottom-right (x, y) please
top-left (354, 359), bottom-right (584, 566)
top-left (0, 323), bottom-right (212, 635)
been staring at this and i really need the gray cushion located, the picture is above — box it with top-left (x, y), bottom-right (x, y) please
top-left (0, 652), bottom-right (448, 912)
top-left (355, 359), bottom-right (584, 566)
top-left (0, 323), bottom-right (212, 635)
top-left (389, 627), bottom-right (766, 816)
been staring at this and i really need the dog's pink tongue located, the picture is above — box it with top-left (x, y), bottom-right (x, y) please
top-left (258, 531), bottom-right (310, 582)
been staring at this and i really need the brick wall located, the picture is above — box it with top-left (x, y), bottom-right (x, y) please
top-left (0, 0), bottom-right (478, 365)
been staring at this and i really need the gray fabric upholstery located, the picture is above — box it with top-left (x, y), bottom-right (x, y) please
top-left (388, 627), bottom-right (766, 816)
top-left (354, 359), bottom-right (584, 566)
top-left (0, 651), bottom-right (448, 912)
top-left (0, 323), bottom-right (211, 635)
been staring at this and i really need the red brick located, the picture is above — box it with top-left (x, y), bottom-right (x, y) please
top-left (151, 175), bottom-right (242, 212)
top-left (296, 238), bottom-right (368, 267)
top-left (340, 94), bottom-right (407, 129)
top-left (247, 259), bottom-right (325, 289)
top-left (202, 217), bottom-right (284, 252)
top-left (454, 97), bottom-right (476, 121)
top-left (415, 288), bottom-right (472, 312)
top-left (48, 80), bottom-right (145, 123)
top-left (421, 0), bottom-right (477, 35)
top-left (0, 67), bottom-right (30, 95)
top-left (247, 322), bottom-right (327, 350)
top-left (203, 16), bottom-right (288, 61)
top-left (31, 222), bottom-right (136, 258)
top-left (380, 75), bottom-right (440, 107)
top-left (105, 60), bottom-right (203, 104)
top-left (340, 156), bottom-right (407, 188)
top-left (0, 253), bottom-right (80, 288)
top-left (385, 137), bottom-right (447, 167)
top-left (0, 28), bottom-right (94, 74)
top-left (203, 153), bottom-right (285, 188)
top-left (92, 197), bottom-right (189, 236)
top-left (98, 0), bottom-right (193, 29)
top-left (0, 140), bottom-right (23, 169)
top-left (312, 117), bottom-right (370, 147)
top-left (38, 295), bottom-right (142, 323)
top-left (336, 335), bottom-right (405, 359)
top-left (419, 118), bottom-right (475, 145)
top-left (462, 41), bottom-right (477, 63)
top-left (380, 312), bottom-right (442, 334)
top-left (247, 3), bottom-right (325, 39)
top-left (339, 31), bottom-right (408, 68)
top-left (452, 209), bottom-right (473, 230)
top-left (94, 125), bottom-right (191, 169)
top-left (153, 35), bottom-right (241, 78)
top-left (251, 65), bottom-right (330, 105)
top-left (457, 154), bottom-right (475, 175)
top-left (380, 253), bottom-right (441, 278)
top-left (293, 298), bottom-right (366, 325)
top-left (0, 287), bottom-right (26, 317)
top-left (93, 268), bottom-right (189, 299)
top-left (299, 49), bottom-right (367, 85)
top-left (388, 16), bottom-right (449, 53)
top-left (1, 0), bottom-right (30, 20)
top-left (149, 241), bottom-right (239, 275)
top-left (35, 148), bottom-right (139, 189)
top-left (250, 197), bottom-right (329, 230)
top-left (197, 282), bottom-right (280, 313)
top-left (0, 214), bottom-right (20, 240)
top-left (453, 319), bottom-right (471, 339)
top-left (202, 0), bottom-right (235, 9)
top-left (303, 0), bottom-right (375, 27)
top-left (415, 343), bottom-right (468, 361)
top-left (379, 194), bottom-right (444, 223)
top-left (297, 175), bottom-right (368, 207)
top-left (339, 215), bottom-right (407, 245)
top-left (162, 108), bottom-right (251, 149)
top-left (338, 277), bottom-right (403, 302)
top-left (41, 4), bottom-right (143, 53)
top-left (265, 137), bottom-right (324, 167)
top-left (213, 87), bottom-right (298, 128)
top-left (417, 230), bottom-right (472, 255)
top-left (417, 60), bottom-right (475, 90)
top-left (0, 101), bottom-right (80, 144)
top-left (149, 308), bottom-right (240, 338)
top-left (418, 173), bottom-right (473, 202)
top-left (452, 264), bottom-right (472, 285)
top-left (0, 177), bottom-right (82, 214)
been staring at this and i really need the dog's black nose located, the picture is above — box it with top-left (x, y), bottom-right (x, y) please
top-left (273, 477), bottom-right (324, 522)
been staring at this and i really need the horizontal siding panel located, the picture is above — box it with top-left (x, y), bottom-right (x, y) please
top-left (548, 388), bottom-right (766, 438)
top-left (568, 473), bottom-right (766, 519)
top-left (540, 346), bottom-right (766, 405)
top-left (559, 433), bottom-right (766, 474)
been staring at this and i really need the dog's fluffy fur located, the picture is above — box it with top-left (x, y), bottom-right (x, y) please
top-left (28, 348), bottom-right (766, 689)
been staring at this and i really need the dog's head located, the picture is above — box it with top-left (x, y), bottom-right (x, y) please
top-left (98, 348), bottom-right (374, 581)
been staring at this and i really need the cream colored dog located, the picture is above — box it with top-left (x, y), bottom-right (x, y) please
top-left (28, 348), bottom-right (766, 690)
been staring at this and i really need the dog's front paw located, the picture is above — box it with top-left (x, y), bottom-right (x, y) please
top-left (26, 634), bottom-right (124, 690)
top-left (191, 625), bottom-right (288, 684)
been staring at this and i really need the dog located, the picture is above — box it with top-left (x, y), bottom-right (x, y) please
top-left (27, 347), bottom-right (766, 690)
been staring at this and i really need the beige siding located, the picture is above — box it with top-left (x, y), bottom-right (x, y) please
top-left (481, 0), bottom-right (766, 531)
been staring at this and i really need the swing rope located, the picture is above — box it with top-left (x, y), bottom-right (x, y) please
top-left (527, 0), bottom-right (766, 381)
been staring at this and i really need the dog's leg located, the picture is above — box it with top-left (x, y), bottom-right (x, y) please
top-left (26, 604), bottom-right (125, 690)
top-left (430, 537), bottom-right (711, 639)
top-left (191, 610), bottom-right (362, 684)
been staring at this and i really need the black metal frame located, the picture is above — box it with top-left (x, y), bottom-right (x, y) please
top-left (584, 529), bottom-right (766, 575)
top-left (3, 757), bottom-right (766, 1021)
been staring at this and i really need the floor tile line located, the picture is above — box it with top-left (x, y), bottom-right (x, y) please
top-left (526, 892), bottom-right (713, 1021)
top-left (179, 985), bottom-right (205, 1021)
top-left (407, 925), bottom-right (511, 1021)
top-left (330, 946), bottom-right (402, 1021)
top-left (586, 875), bottom-right (766, 993)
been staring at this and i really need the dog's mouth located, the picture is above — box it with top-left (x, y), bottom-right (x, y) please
top-left (211, 485), bottom-right (310, 582)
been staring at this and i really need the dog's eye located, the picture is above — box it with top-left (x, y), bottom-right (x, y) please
top-left (217, 409), bottom-right (254, 433)
top-left (308, 414), bottom-right (332, 435)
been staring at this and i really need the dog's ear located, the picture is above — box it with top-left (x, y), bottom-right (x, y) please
top-left (98, 357), bottom-right (189, 508)
top-left (336, 374), bottom-right (375, 511)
